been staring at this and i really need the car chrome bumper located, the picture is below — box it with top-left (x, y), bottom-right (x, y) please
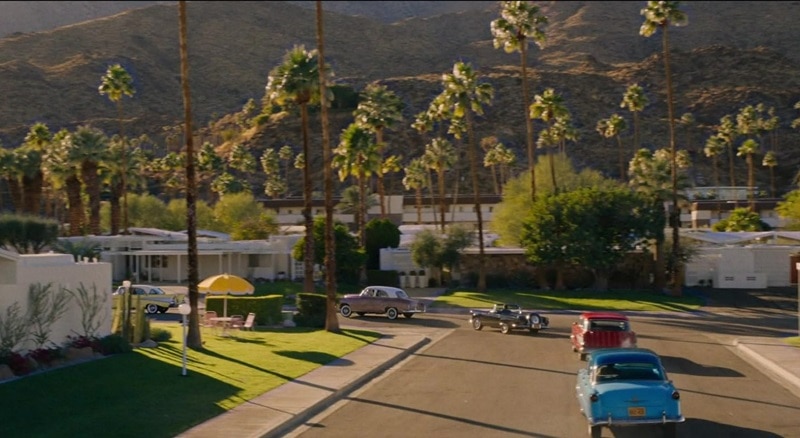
top-left (588, 415), bottom-right (685, 426)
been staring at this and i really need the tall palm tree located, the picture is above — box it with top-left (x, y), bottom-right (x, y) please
top-left (737, 138), bottom-right (759, 210)
top-left (266, 45), bottom-right (328, 293)
top-left (402, 157), bottom-right (427, 224)
top-left (762, 151), bottom-right (778, 198)
top-left (45, 131), bottom-right (84, 236)
top-left (178, 0), bottom-right (202, 349)
top-left (19, 122), bottom-right (51, 215)
top-left (333, 123), bottom-right (380, 249)
top-left (98, 63), bottom-right (135, 234)
top-left (71, 126), bottom-right (109, 235)
top-left (353, 83), bottom-right (404, 217)
top-left (620, 84), bottom-right (649, 159)
top-left (0, 148), bottom-right (24, 212)
top-left (640, 0), bottom-right (688, 296)
top-left (491, 1), bottom-right (547, 203)
top-left (423, 137), bottom-right (457, 232)
top-left (716, 114), bottom-right (739, 189)
top-left (596, 114), bottom-right (628, 181)
top-left (530, 88), bottom-right (569, 192)
top-left (422, 62), bottom-right (494, 291)
top-left (704, 134), bottom-right (725, 218)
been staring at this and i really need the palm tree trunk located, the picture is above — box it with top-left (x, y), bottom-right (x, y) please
top-left (82, 161), bottom-right (102, 235)
top-left (467, 113), bottom-right (486, 292)
top-left (415, 188), bottom-right (422, 224)
top-left (438, 169), bottom-right (446, 232)
top-left (663, 25), bottom-right (682, 297)
top-left (110, 181), bottom-right (122, 235)
top-left (521, 46), bottom-right (537, 202)
top-left (301, 103), bottom-right (315, 293)
top-left (66, 175), bottom-right (84, 237)
top-left (376, 129), bottom-right (387, 217)
top-left (316, 1), bottom-right (339, 331)
top-left (179, 0), bottom-right (203, 349)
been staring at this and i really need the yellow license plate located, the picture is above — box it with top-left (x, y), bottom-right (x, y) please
top-left (628, 407), bottom-right (646, 417)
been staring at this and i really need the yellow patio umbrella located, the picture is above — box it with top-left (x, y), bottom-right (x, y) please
top-left (198, 273), bottom-right (254, 318)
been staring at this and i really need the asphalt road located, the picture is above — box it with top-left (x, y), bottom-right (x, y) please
top-left (282, 288), bottom-right (799, 438)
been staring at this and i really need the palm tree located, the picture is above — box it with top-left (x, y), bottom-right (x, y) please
top-left (422, 62), bottom-right (494, 291)
top-left (423, 137), bottom-right (457, 232)
top-left (491, 1), bottom-right (547, 203)
top-left (98, 63), bottom-right (135, 234)
top-left (353, 83), bottom-right (404, 217)
top-left (178, 0), bottom-right (202, 349)
top-left (44, 131), bottom-right (84, 236)
top-left (716, 114), bottom-right (739, 190)
top-left (333, 123), bottom-right (380, 249)
top-left (402, 157), bottom-right (427, 224)
top-left (266, 45), bottom-right (328, 293)
top-left (620, 84), bottom-right (649, 158)
top-left (704, 134), bottom-right (725, 218)
top-left (71, 125), bottom-right (109, 235)
top-left (482, 137), bottom-right (502, 195)
top-left (260, 148), bottom-right (286, 198)
top-left (0, 148), bottom-right (23, 212)
top-left (640, 0), bottom-right (688, 296)
top-left (762, 151), bottom-right (778, 198)
top-left (737, 138), bottom-right (759, 210)
top-left (596, 114), bottom-right (628, 181)
top-left (19, 123), bottom-right (51, 215)
top-left (530, 88), bottom-right (569, 192)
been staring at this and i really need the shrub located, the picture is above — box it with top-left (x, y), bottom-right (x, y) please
top-left (98, 334), bottom-right (133, 355)
top-left (27, 347), bottom-right (63, 368)
top-left (150, 327), bottom-right (172, 342)
top-left (65, 334), bottom-right (102, 352)
top-left (293, 293), bottom-right (326, 328)
top-left (0, 350), bottom-right (33, 376)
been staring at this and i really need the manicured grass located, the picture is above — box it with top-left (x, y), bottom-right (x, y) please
top-left (431, 288), bottom-right (704, 312)
top-left (787, 337), bottom-right (800, 348)
top-left (0, 324), bottom-right (380, 438)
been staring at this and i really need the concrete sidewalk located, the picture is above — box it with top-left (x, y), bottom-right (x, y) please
top-left (733, 336), bottom-right (800, 400)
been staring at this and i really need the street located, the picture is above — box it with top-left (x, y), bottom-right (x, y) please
top-left (284, 288), bottom-right (799, 437)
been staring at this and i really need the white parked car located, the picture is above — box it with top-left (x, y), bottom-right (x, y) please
top-left (112, 284), bottom-right (185, 314)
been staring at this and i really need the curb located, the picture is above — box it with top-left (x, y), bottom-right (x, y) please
top-left (733, 340), bottom-right (800, 400)
top-left (261, 336), bottom-right (432, 438)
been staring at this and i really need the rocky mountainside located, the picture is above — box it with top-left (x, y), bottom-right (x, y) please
top-left (1, 1), bottom-right (799, 194)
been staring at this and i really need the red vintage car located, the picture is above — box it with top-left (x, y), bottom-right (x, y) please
top-left (570, 311), bottom-right (637, 361)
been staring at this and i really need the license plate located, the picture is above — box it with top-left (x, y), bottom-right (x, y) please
top-left (628, 407), bottom-right (646, 417)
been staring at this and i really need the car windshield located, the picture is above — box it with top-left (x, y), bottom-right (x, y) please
top-left (595, 362), bottom-right (664, 382)
top-left (588, 319), bottom-right (629, 331)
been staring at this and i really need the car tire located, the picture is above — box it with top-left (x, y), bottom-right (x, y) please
top-left (145, 303), bottom-right (159, 314)
top-left (403, 313), bottom-right (414, 318)
top-left (589, 424), bottom-right (602, 438)
top-left (340, 304), bottom-right (353, 318)
top-left (386, 308), bottom-right (399, 320)
top-left (471, 317), bottom-right (483, 331)
top-left (499, 322), bottom-right (510, 334)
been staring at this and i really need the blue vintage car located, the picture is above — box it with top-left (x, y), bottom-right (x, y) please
top-left (575, 348), bottom-right (684, 438)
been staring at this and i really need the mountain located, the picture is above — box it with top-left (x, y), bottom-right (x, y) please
top-left (1, 1), bottom-right (799, 193)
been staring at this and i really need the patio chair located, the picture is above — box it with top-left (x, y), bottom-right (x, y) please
top-left (239, 312), bottom-right (256, 332)
top-left (202, 310), bottom-right (219, 333)
top-left (229, 314), bottom-right (244, 329)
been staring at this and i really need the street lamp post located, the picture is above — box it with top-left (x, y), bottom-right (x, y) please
top-left (179, 303), bottom-right (192, 376)
top-left (122, 280), bottom-right (132, 341)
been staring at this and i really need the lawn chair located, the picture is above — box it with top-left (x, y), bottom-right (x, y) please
top-left (202, 310), bottom-right (219, 333)
top-left (229, 314), bottom-right (244, 329)
top-left (239, 312), bottom-right (256, 332)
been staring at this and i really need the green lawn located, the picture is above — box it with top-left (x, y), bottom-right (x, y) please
top-left (0, 325), bottom-right (380, 438)
top-left (431, 288), bottom-right (704, 312)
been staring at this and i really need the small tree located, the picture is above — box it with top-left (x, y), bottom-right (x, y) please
top-left (293, 216), bottom-right (366, 285)
top-left (67, 283), bottom-right (109, 339)
top-left (0, 303), bottom-right (28, 353)
top-left (365, 218), bottom-right (401, 270)
top-left (27, 283), bottom-right (71, 349)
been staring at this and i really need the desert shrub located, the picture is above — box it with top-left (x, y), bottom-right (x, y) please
top-left (0, 350), bottom-right (33, 376)
top-left (98, 334), bottom-right (132, 355)
top-left (150, 327), bottom-right (172, 342)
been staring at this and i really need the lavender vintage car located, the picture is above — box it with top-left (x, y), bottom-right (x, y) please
top-left (338, 286), bottom-right (426, 320)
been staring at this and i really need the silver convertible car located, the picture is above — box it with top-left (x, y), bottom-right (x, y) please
top-left (575, 348), bottom-right (684, 438)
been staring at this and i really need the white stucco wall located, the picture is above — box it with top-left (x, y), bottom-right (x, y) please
top-left (0, 253), bottom-right (112, 352)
